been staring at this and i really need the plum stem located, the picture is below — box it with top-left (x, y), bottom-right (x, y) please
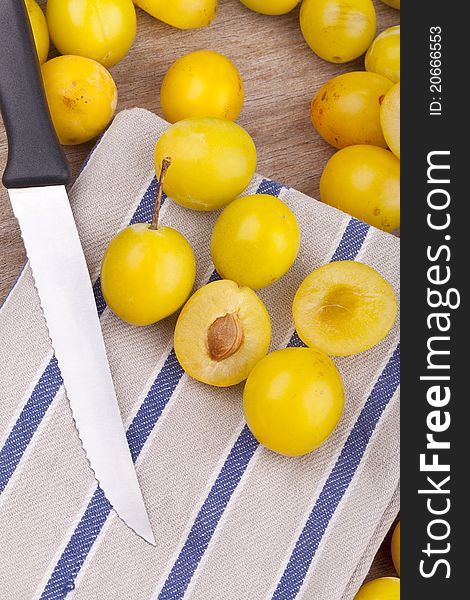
top-left (149, 157), bottom-right (171, 230)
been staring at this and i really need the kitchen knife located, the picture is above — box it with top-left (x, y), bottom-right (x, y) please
top-left (0, 0), bottom-right (155, 545)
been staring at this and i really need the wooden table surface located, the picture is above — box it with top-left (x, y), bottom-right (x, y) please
top-left (0, 0), bottom-right (399, 586)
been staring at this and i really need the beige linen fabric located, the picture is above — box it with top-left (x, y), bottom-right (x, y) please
top-left (0, 109), bottom-right (399, 600)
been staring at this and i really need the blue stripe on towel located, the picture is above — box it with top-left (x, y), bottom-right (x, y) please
top-left (40, 179), bottom-right (279, 598)
top-left (41, 488), bottom-right (111, 599)
top-left (0, 177), bottom-right (159, 498)
top-left (271, 344), bottom-right (401, 600)
top-left (127, 350), bottom-right (183, 462)
top-left (208, 270), bottom-right (222, 283)
top-left (287, 330), bottom-right (305, 348)
top-left (130, 178), bottom-right (161, 225)
top-left (331, 218), bottom-right (370, 262)
top-left (153, 218), bottom-right (372, 599)
top-left (41, 350), bottom-right (183, 600)
top-left (256, 179), bottom-right (288, 197)
top-left (0, 356), bottom-right (62, 495)
top-left (158, 426), bottom-right (259, 600)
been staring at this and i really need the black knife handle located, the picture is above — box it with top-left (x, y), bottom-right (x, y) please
top-left (0, 0), bottom-right (69, 189)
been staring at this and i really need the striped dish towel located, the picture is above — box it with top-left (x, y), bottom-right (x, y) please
top-left (0, 109), bottom-right (400, 600)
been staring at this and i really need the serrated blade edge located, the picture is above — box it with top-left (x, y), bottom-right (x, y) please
top-left (9, 185), bottom-right (155, 546)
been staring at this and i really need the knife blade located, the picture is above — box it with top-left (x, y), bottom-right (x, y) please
top-left (0, 0), bottom-right (155, 545)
